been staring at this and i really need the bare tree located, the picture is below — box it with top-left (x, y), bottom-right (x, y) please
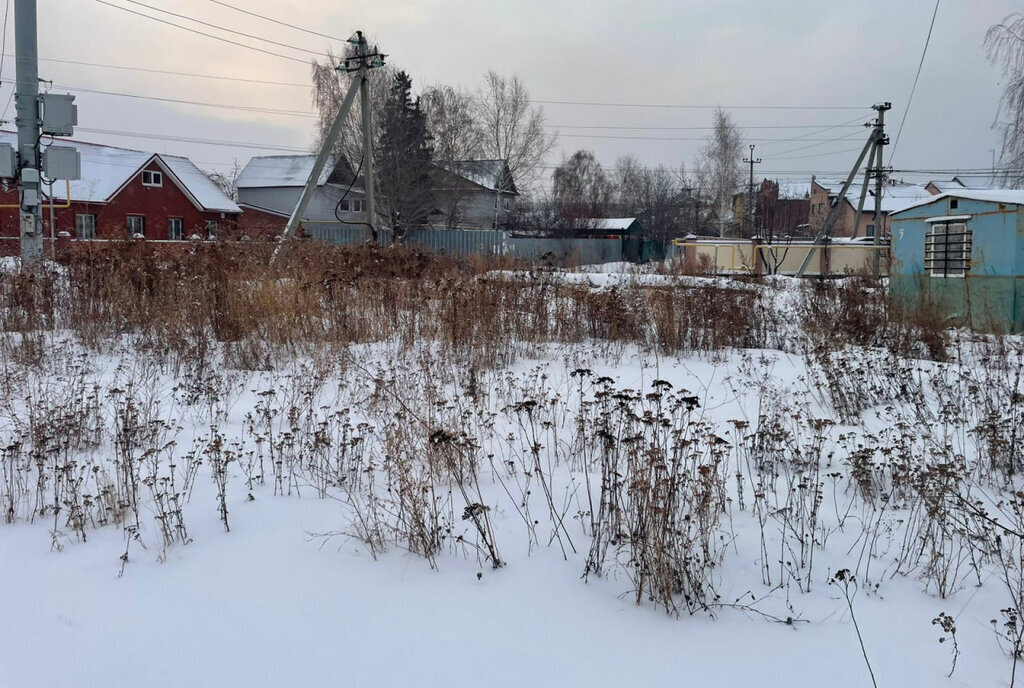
top-left (552, 149), bottom-right (614, 229)
top-left (204, 159), bottom-right (242, 202)
top-left (311, 45), bottom-right (392, 175)
top-left (474, 72), bottom-right (556, 195)
top-left (613, 156), bottom-right (682, 241)
top-left (696, 108), bottom-right (744, 237)
top-left (421, 84), bottom-right (484, 227)
top-left (986, 13), bottom-right (1024, 187)
top-left (421, 85), bottom-right (482, 163)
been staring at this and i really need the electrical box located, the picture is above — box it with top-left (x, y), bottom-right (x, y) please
top-left (42, 146), bottom-right (81, 180)
top-left (0, 143), bottom-right (15, 178)
top-left (40, 93), bottom-right (77, 136)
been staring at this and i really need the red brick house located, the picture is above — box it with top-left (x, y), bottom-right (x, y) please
top-left (0, 133), bottom-right (240, 245)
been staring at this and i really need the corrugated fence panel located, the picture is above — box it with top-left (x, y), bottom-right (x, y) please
top-left (308, 226), bottom-right (623, 265)
top-left (508, 237), bottom-right (623, 265)
top-left (402, 228), bottom-right (508, 258)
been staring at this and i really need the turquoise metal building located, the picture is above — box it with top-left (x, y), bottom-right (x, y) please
top-left (889, 190), bottom-right (1024, 332)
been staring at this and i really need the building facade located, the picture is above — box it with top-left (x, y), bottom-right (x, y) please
top-left (0, 133), bottom-right (240, 246)
top-left (889, 190), bottom-right (1024, 332)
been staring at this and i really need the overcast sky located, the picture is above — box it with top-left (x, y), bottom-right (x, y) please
top-left (19, 0), bottom-right (1021, 187)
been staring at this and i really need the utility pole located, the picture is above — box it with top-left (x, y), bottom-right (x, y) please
top-left (742, 144), bottom-right (761, 238)
top-left (795, 102), bottom-right (889, 278)
top-left (358, 32), bottom-right (376, 240)
top-left (868, 103), bottom-right (890, 275)
top-left (271, 30), bottom-right (384, 265)
top-left (15, 0), bottom-right (41, 265)
top-left (682, 184), bottom-right (699, 236)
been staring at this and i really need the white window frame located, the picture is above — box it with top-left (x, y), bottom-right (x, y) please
top-left (75, 213), bottom-right (96, 239)
top-left (168, 217), bottom-right (183, 241)
top-left (141, 170), bottom-right (163, 187)
top-left (925, 222), bottom-right (971, 278)
top-left (126, 215), bottom-right (145, 237)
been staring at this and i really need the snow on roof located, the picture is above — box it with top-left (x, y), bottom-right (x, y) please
top-left (438, 159), bottom-right (517, 194)
top-left (235, 155), bottom-right (333, 189)
top-left (815, 178), bottom-right (933, 213)
top-left (0, 131), bottom-right (239, 212)
top-left (776, 181), bottom-right (812, 199)
top-left (160, 156), bottom-right (241, 213)
top-left (584, 218), bottom-right (638, 231)
top-left (891, 189), bottom-right (1024, 215)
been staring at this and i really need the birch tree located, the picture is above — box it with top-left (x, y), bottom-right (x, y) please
top-left (696, 108), bottom-right (744, 237)
top-left (474, 72), bottom-right (556, 195)
top-left (986, 12), bottom-right (1024, 187)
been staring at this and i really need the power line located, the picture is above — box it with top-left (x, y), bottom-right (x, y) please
top-left (547, 123), bottom-right (865, 131)
top-left (772, 145), bottom-right (867, 161)
top-left (555, 133), bottom-right (870, 142)
top-left (94, 0), bottom-right (310, 65)
top-left (10, 54), bottom-right (308, 87)
top-left (767, 129), bottom-right (867, 157)
top-left (116, 0), bottom-right (324, 56)
top-left (511, 98), bottom-right (869, 110)
top-left (205, 0), bottom-right (348, 42)
top-left (54, 83), bottom-right (316, 118)
top-left (889, 0), bottom-right (941, 164)
top-left (75, 126), bottom-right (308, 153)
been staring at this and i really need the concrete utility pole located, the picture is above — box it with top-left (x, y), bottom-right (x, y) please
top-left (742, 144), bottom-right (761, 238)
top-left (358, 33), bottom-right (376, 240)
top-left (868, 103), bottom-right (890, 275)
top-left (271, 30), bottom-right (384, 265)
top-left (15, 0), bottom-right (41, 264)
top-left (795, 102), bottom-right (890, 278)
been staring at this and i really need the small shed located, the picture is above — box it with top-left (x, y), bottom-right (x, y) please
top-left (889, 190), bottom-right (1024, 332)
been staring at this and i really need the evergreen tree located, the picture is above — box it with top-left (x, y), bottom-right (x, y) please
top-left (378, 71), bottom-right (436, 232)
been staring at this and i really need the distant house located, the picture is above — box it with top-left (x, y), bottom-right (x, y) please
top-left (808, 177), bottom-right (932, 238)
top-left (889, 189), bottom-right (1024, 332)
top-left (234, 154), bottom-right (366, 239)
top-left (431, 160), bottom-right (518, 229)
top-left (235, 155), bottom-right (518, 236)
top-left (0, 132), bottom-right (240, 244)
top-left (737, 179), bottom-right (812, 238)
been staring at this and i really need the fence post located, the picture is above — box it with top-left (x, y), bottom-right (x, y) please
top-left (819, 237), bottom-right (830, 277)
top-left (752, 237), bottom-right (763, 276)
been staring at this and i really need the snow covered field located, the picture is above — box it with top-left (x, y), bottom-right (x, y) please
top-left (2, 252), bottom-right (1023, 687)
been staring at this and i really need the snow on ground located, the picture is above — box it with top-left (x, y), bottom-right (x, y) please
top-left (0, 261), bottom-right (1019, 687)
top-left (0, 335), bottom-right (1016, 688)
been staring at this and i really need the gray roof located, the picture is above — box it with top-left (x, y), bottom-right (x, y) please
top-left (437, 159), bottom-right (518, 194)
top-left (891, 189), bottom-right (1024, 215)
top-left (815, 178), bottom-right (932, 213)
top-left (236, 154), bottom-right (334, 189)
top-left (0, 131), bottom-right (240, 213)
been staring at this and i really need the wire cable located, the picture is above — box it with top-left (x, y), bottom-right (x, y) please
top-left (205, 0), bottom-right (348, 43)
top-left (55, 83), bottom-right (316, 118)
top-left (116, 0), bottom-right (324, 55)
top-left (889, 0), bottom-right (941, 164)
top-left (94, 0), bottom-right (310, 65)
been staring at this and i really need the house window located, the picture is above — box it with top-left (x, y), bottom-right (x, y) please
top-left (141, 170), bottom-right (163, 187)
top-left (339, 198), bottom-right (365, 212)
top-left (168, 217), bottom-right (183, 241)
top-left (925, 222), bottom-right (972, 277)
top-left (503, 197), bottom-right (511, 211)
top-left (75, 213), bottom-right (96, 239)
top-left (126, 215), bottom-right (145, 237)
top-left (205, 220), bottom-right (218, 239)
top-left (950, 199), bottom-right (959, 210)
